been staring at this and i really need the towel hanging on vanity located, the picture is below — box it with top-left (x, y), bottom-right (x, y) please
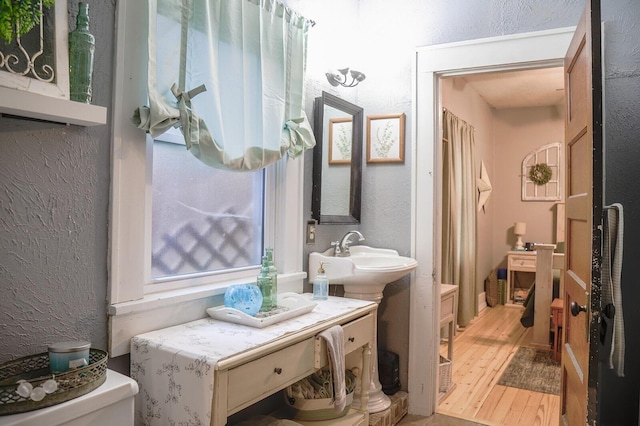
top-left (602, 203), bottom-right (625, 377)
top-left (318, 325), bottom-right (346, 412)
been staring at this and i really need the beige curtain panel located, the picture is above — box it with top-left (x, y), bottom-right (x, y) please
top-left (441, 109), bottom-right (478, 327)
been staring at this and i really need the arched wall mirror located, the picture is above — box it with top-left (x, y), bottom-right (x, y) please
top-left (312, 92), bottom-right (363, 224)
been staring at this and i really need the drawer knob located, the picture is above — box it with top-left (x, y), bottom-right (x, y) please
top-left (348, 337), bottom-right (355, 343)
top-left (274, 367), bottom-right (282, 375)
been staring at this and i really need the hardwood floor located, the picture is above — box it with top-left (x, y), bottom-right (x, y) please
top-left (437, 304), bottom-right (560, 426)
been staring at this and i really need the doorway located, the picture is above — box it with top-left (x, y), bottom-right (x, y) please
top-left (408, 27), bottom-right (575, 417)
top-left (439, 67), bottom-right (565, 321)
top-left (435, 67), bottom-right (565, 424)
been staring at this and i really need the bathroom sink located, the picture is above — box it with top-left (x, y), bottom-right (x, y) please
top-left (308, 246), bottom-right (418, 297)
top-left (309, 245), bottom-right (417, 413)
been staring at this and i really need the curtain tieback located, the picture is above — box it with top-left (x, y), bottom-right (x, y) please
top-left (171, 83), bottom-right (207, 149)
top-left (284, 116), bottom-right (315, 158)
top-left (171, 83), bottom-right (207, 103)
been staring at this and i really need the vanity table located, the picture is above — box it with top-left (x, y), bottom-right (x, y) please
top-left (130, 295), bottom-right (376, 426)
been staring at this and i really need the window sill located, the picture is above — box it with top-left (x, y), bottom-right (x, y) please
top-left (0, 87), bottom-right (107, 126)
top-left (108, 271), bottom-right (306, 357)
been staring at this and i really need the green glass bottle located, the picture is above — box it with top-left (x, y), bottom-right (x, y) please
top-left (257, 256), bottom-right (273, 312)
top-left (69, 2), bottom-right (95, 103)
top-left (266, 248), bottom-right (278, 308)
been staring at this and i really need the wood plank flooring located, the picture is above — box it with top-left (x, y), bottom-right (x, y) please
top-left (437, 305), bottom-right (560, 426)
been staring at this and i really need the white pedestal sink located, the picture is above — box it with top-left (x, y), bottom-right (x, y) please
top-left (308, 246), bottom-right (418, 413)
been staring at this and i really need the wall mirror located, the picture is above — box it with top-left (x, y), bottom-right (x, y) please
top-left (312, 91), bottom-right (363, 224)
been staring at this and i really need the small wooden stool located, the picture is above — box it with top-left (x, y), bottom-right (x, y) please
top-left (551, 298), bottom-right (564, 361)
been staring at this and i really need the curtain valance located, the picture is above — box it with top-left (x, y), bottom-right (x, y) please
top-left (133, 0), bottom-right (316, 171)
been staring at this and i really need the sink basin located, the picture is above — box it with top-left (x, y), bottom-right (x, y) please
top-left (308, 245), bottom-right (417, 413)
top-left (308, 246), bottom-right (418, 297)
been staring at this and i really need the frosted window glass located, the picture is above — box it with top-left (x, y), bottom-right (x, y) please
top-left (151, 139), bottom-right (264, 280)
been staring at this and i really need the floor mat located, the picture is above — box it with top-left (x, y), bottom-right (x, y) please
top-left (497, 346), bottom-right (560, 394)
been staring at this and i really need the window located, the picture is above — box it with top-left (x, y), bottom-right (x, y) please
top-left (151, 131), bottom-right (265, 286)
top-left (108, 1), bottom-right (305, 357)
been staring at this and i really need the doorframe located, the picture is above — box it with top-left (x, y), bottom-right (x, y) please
top-left (408, 27), bottom-right (575, 416)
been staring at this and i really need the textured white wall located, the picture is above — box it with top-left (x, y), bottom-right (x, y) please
top-left (0, 2), bottom-right (115, 363)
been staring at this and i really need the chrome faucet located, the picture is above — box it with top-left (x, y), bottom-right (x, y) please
top-left (332, 230), bottom-right (365, 257)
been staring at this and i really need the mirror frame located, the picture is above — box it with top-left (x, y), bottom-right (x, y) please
top-left (311, 92), bottom-right (363, 224)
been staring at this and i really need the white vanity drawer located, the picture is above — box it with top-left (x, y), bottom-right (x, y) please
top-left (314, 313), bottom-right (374, 368)
top-left (227, 338), bottom-right (315, 412)
top-left (509, 254), bottom-right (536, 271)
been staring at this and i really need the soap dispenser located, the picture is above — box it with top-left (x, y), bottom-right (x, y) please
top-left (313, 262), bottom-right (329, 300)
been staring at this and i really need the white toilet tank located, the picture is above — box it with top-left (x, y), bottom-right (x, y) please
top-left (2, 369), bottom-right (138, 426)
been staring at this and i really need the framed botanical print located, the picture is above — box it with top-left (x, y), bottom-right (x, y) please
top-left (328, 117), bottom-right (353, 165)
top-left (366, 113), bottom-right (405, 164)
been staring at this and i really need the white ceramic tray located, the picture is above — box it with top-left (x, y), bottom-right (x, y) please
top-left (206, 292), bottom-right (317, 328)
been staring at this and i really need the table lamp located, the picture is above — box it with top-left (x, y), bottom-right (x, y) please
top-left (514, 222), bottom-right (526, 250)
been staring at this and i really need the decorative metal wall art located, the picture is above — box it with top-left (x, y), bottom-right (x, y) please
top-left (477, 160), bottom-right (492, 212)
top-left (0, 0), bottom-right (69, 99)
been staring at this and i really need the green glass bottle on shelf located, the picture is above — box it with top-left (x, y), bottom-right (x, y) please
top-left (257, 256), bottom-right (273, 312)
top-left (69, 2), bottom-right (95, 103)
top-left (266, 248), bottom-right (278, 308)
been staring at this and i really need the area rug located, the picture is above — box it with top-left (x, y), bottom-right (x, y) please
top-left (497, 347), bottom-right (560, 395)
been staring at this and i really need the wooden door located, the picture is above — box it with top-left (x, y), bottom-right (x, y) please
top-left (561, 0), bottom-right (603, 424)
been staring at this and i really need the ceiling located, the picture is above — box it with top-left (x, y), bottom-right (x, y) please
top-left (461, 67), bottom-right (565, 109)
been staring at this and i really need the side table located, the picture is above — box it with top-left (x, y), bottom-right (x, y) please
top-left (506, 250), bottom-right (537, 305)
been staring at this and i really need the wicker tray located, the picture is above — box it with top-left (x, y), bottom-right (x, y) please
top-left (0, 349), bottom-right (108, 416)
top-left (284, 391), bottom-right (353, 421)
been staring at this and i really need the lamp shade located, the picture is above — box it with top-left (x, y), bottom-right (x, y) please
top-left (514, 222), bottom-right (526, 235)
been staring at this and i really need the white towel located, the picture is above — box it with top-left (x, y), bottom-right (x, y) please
top-left (603, 203), bottom-right (625, 377)
top-left (318, 325), bottom-right (346, 412)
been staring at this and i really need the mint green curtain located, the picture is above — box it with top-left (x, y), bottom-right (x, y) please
top-left (441, 110), bottom-right (477, 327)
top-left (133, 0), bottom-right (316, 171)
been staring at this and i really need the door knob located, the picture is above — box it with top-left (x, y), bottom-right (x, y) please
top-left (570, 301), bottom-right (587, 316)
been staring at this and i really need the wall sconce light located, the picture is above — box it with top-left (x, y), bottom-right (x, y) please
top-left (325, 68), bottom-right (366, 88)
top-left (514, 222), bottom-right (526, 251)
